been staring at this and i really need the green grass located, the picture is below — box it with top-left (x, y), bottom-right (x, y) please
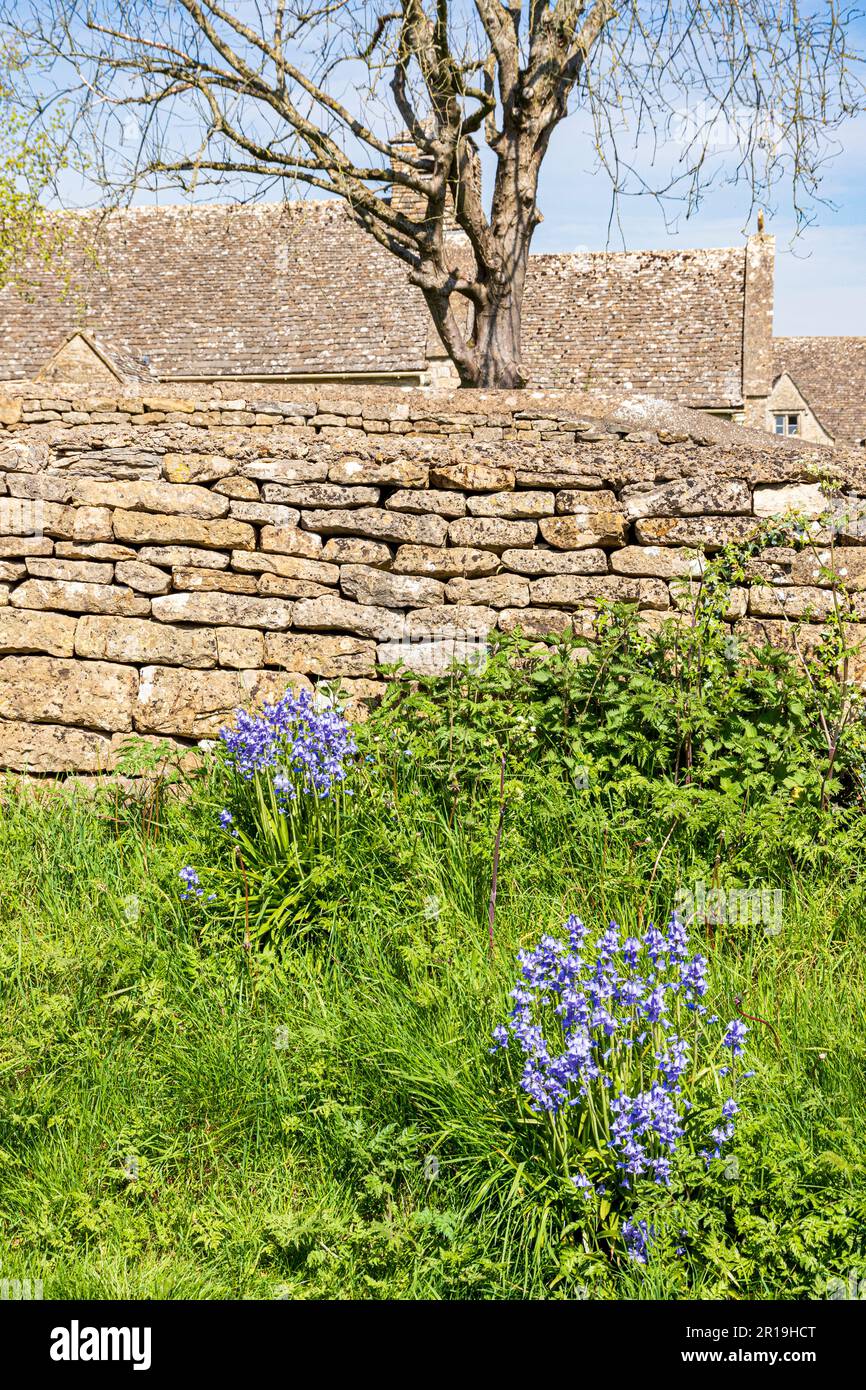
top-left (2, 752), bottom-right (866, 1300)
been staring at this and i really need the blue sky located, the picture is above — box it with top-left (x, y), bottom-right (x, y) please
top-left (533, 108), bottom-right (866, 337)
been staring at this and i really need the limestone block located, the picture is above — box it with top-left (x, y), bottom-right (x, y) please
top-left (136, 545), bottom-right (231, 570)
top-left (75, 615), bottom-right (217, 667)
top-left (265, 633), bottom-right (377, 677)
top-left (529, 575), bottom-right (669, 609)
top-left (430, 462), bottom-right (515, 491)
top-left (0, 655), bottom-right (137, 731)
top-left (231, 551), bottom-right (338, 584)
top-left (10, 579), bottom-right (150, 617)
top-left (610, 546), bottom-right (705, 579)
top-left (259, 525), bottom-right (325, 558)
top-left (447, 518), bottom-right (537, 551)
top-left (466, 491), bottom-right (554, 519)
top-left (302, 508), bottom-right (448, 547)
top-left (501, 548), bottom-right (608, 576)
top-left (72, 479), bottom-right (229, 519)
top-left (216, 627), bottom-right (265, 669)
top-left (404, 605), bottom-right (495, 638)
top-left (163, 453), bottom-right (236, 484)
top-left (634, 516), bottom-right (759, 550)
top-left (291, 595), bottom-right (405, 642)
top-left (0, 608), bottom-right (77, 657)
top-left (385, 488), bottom-right (466, 517)
top-left (539, 513), bottom-right (626, 550)
top-left (228, 500), bottom-right (301, 527)
top-left (114, 560), bottom-right (172, 594)
top-left (262, 483), bottom-right (380, 508)
top-left (328, 458), bottom-right (428, 487)
top-left (392, 545), bottom-right (498, 578)
top-left (151, 591), bottom-right (294, 630)
top-left (621, 479), bottom-right (750, 519)
top-left (134, 665), bottom-right (311, 737)
top-left (171, 566), bottom-right (258, 595)
top-left (113, 510), bottom-right (255, 551)
top-left (26, 557), bottom-right (114, 584)
top-left (753, 483), bottom-right (826, 517)
top-left (497, 607), bottom-right (576, 636)
top-left (0, 719), bottom-right (113, 773)
top-left (340, 564), bottom-right (445, 609)
top-left (321, 537), bottom-right (392, 568)
top-left (445, 574), bottom-right (530, 608)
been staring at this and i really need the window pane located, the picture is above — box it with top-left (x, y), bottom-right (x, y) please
top-left (788, 415), bottom-right (799, 435)
top-left (774, 415), bottom-right (785, 434)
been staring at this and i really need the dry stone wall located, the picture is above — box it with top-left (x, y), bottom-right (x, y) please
top-left (1, 385), bottom-right (865, 775)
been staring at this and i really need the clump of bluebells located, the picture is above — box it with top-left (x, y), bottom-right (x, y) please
top-left (492, 911), bottom-right (750, 1266)
top-left (219, 688), bottom-right (357, 811)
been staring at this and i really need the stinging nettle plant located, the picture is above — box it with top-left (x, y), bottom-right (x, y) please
top-left (3, 0), bottom-right (864, 386)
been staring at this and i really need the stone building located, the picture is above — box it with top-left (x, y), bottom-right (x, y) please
top-left (0, 199), bottom-right (862, 445)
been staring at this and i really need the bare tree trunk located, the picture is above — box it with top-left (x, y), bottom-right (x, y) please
top-left (469, 283), bottom-right (527, 388)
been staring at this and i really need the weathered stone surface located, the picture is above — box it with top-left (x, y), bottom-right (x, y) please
top-left (405, 605), bottom-right (495, 638)
top-left (0, 561), bottom-right (25, 583)
top-left (539, 513), bottom-right (626, 550)
top-left (321, 537), bottom-right (392, 568)
top-left (241, 457), bottom-right (329, 484)
top-left (259, 524), bottom-right (325, 558)
top-left (514, 465), bottom-right (608, 489)
top-left (497, 607), bottom-right (576, 635)
top-left (621, 479), bottom-right (750, 520)
top-left (753, 483), bottom-right (827, 517)
top-left (163, 453), bottom-right (235, 484)
top-left (291, 595), bottom-right (405, 641)
top-left (265, 633), bottom-right (376, 677)
top-left (75, 615), bottom-right (217, 667)
top-left (445, 574), bottom-right (530, 608)
top-left (216, 627), bottom-right (265, 669)
top-left (0, 719), bottom-right (113, 773)
top-left (135, 665), bottom-right (311, 737)
top-left (231, 551), bottom-right (339, 584)
top-left (172, 566), bottom-right (258, 594)
top-left (430, 462), bottom-right (515, 491)
top-left (392, 544), bottom-right (498, 578)
top-left (0, 536), bottom-right (54, 558)
top-left (10, 579), bottom-right (150, 617)
top-left (790, 547), bottom-right (866, 590)
top-left (447, 518), bottom-right (537, 551)
top-left (554, 488), bottom-right (619, 515)
top-left (72, 506), bottom-right (113, 543)
top-left (0, 608), bottom-right (77, 656)
top-left (262, 482), bottom-right (380, 508)
top-left (228, 500), bottom-right (301, 527)
top-left (376, 638), bottom-right (487, 675)
top-left (257, 572), bottom-right (330, 599)
top-left (328, 457), bottom-right (428, 487)
top-left (72, 478), bottom-right (230, 519)
top-left (151, 591), bottom-right (294, 630)
top-left (340, 564), bottom-right (445, 609)
top-left (466, 490), bottom-right (554, 519)
top-left (386, 488), bottom-right (466, 517)
top-left (747, 584), bottom-right (837, 621)
top-left (302, 507), bottom-right (448, 547)
top-left (113, 510), bottom-right (255, 551)
top-left (114, 560), bottom-right (172, 594)
top-left (611, 545), bottom-right (705, 579)
top-left (501, 547), bottom-right (608, 576)
top-left (214, 476), bottom-right (260, 499)
top-left (136, 545), bottom-right (231, 570)
top-left (25, 557), bottom-right (114, 584)
top-left (56, 541), bottom-right (136, 562)
top-left (529, 575), bottom-right (669, 609)
top-left (0, 656), bottom-right (137, 731)
top-left (634, 516), bottom-right (760, 549)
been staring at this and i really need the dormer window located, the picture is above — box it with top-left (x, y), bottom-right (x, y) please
top-left (774, 412), bottom-right (800, 436)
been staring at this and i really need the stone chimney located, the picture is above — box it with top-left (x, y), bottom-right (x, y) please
top-left (741, 227), bottom-right (776, 429)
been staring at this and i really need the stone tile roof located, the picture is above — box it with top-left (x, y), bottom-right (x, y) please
top-left (521, 247), bottom-right (748, 406)
top-left (773, 337), bottom-right (866, 446)
top-left (0, 201), bottom-right (750, 405)
top-left (0, 202), bottom-right (432, 382)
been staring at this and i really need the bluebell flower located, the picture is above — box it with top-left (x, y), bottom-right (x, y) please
top-left (179, 865), bottom-right (204, 900)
